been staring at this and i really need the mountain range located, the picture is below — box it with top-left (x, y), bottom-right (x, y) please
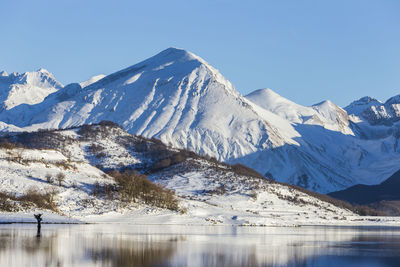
top-left (1, 47), bottom-right (400, 193)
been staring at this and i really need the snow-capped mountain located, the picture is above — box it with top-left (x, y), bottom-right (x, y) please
top-left (0, 68), bottom-right (63, 110)
top-left (245, 88), bottom-right (353, 135)
top-left (243, 88), bottom-right (400, 192)
top-left (0, 48), bottom-right (400, 193)
top-left (0, 48), bottom-right (299, 160)
top-left (345, 95), bottom-right (400, 125)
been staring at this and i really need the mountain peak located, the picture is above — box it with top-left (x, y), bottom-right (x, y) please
top-left (312, 100), bottom-right (347, 115)
top-left (246, 88), bottom-right (290, 100)
top-left (37, 68), bottom-right (50, 74)
top-left (312, 99), bottom-right (334, 107)
top-left (345, 96), bottom-right (381, 108)
top-left (156, 47), bottom-right (204, 62)
top-left (138, 48), bottom-right (217, 77)
top-left (0, 71), bottom-right (8, 77)
top-left (385, 94), bottom-right (400, 105)
top-left (247, 88), bottom-right (280, 98)
top-left (245, 88), bottom-right (298, 111)
top-left (0, 68), bottom-right (63, 110)
top-left (344, 96), bottom-right (382, 117)
top-left (84, 47), bottom-right (235, 98)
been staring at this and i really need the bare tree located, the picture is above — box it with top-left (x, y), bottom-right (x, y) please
top-left (56, 172), bottom-right (65, 186)
top-left (45, 173), bottom-right (53, 184)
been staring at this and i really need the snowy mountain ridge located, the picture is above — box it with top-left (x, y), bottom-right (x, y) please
top-left (0, 68), bottom-right (63, 110)
top-left (345, 95), bottom-right (400, 125)
top-left (1, 48), bottom-right (400, 194)
top-left (245, 88), bottom-right (353, 135)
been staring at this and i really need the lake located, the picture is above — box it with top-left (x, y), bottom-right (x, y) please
top-left (1, 224), bottom-right (400, 266)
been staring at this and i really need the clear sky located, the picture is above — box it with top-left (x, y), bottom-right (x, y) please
top-left (1, 0), bottom-right (399, 106)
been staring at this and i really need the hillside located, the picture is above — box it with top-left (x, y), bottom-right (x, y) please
top-left (1, 123), bottom-right (394, 226)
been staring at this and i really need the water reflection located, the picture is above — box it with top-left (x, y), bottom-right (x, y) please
top-left (86, 237), bottom-right (176, 267)
top-left (0, 225), bottom-right (400, 266)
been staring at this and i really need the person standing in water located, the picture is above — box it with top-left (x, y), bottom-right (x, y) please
top-left (34, 214), bottom-right (42, 237)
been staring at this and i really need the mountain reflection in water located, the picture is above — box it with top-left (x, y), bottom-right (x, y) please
top-left (1, 225), bottom-right (400, 267)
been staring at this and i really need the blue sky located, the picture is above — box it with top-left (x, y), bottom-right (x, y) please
top-left (1, 0), bottom-right (399, 106)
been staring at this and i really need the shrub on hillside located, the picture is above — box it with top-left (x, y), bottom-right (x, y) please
top-left (288, 184), bottom-right (384, 216)
top-left (108, 170), bottom-right (179, 211)
top-left (148, 149), bottom-right (200, 173)
top-left (46, 173), bottom-right (54, 184)
top-left (98, 120), bottom-right (121, 128)
top-left (18, 187), bottom-right (58, 211)
top-left (77, 125), bottom-right (95, 138)
top-left (0, 140), bottom-right (17, 150)
top-left (0, 191), bottom-right (15, 212)
top-left (91, 181), bottom-right (115, 200)
top-left (88, 143), bottom-right (104, 153)
top-left (230, 163), bottom-right (265, 179)
top-left (0, 187), bottom-right (59, 212)
top-left (56, 172), bottom-right (66, 186)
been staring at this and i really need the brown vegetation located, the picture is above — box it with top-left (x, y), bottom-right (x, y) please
top-left (230, 163), bottom-right (265, 179)
top-left (284, 184), bottom-right (384, 216)
top-left (108, 170), bottom-right (179, 211)
top-left (0, 187), bottom-right (58, 212)
top-left (91, 181), bottom-right (115, 200)
top-left (0, 140), bottom-right (19, 150)
top-left (56, 172), bottom-right (66, 186)
top-left (46, 173), bottom-right (54, 184)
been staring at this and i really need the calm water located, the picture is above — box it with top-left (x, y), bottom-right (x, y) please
top-left (1, 224), bottom-right (400, 267)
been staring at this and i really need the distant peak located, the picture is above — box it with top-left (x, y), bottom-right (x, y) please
top-left (359, 96), bottom-right (379, 102)
top-left (0, 70), bottom-right (8, 77)
top-left (151, 47), bottom-right (207, 65)
top-left (246, 88), bottom-right (280, 97)
top-left (245, 88), bottom-right (301, 109)
top-left (37, 68), bottom-right (50, 73)
top-left (251, 88), bottom-right (275, 94)
top-left (312, 100), bottom-right (336, 108)
top-left (161, 47), bottom-right (187, 54)
top-left (353, 96), bottom-right (381, 105)
top-left (344, 96), bottom-right (382, 111)
top-left (385, 94), bottom-right (400, 105)
top-left (160, 47), bottom-right (193, 56)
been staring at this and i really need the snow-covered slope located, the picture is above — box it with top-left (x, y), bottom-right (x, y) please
top-left (0, 69), bottom-right (63, 110)
top-left (2, 125), bottom-right (393, 226)
top-left (80, 74), bottom-right (106, 88)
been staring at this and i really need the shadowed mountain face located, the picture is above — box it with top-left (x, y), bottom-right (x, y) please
top-left (1, 48), bottom-right (400, 193)
top-left (328, 170), bottom-right (400, 205)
